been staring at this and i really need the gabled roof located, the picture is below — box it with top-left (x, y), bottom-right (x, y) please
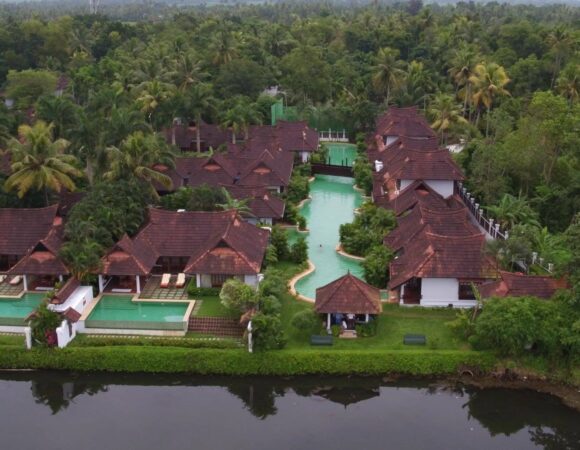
top-left (101, 209), bottom-right (269, 276)
top-left (274, 121), bottom-right (319, 153)
top-left (315, 273), bottom-right (382, 314)
top-left (376, 180), bottom-right (461, 215)
top-left (0, 205), bottom-right (59, 256)
top-left (222, 184), bottom-right (285, 219)
top-left (478, 271), bottom-right (569, 299)
top-left (8, 224), bottom-right (68, 275)
top-left (52, 278), bottom-right (81, 305)
top-left (389, 231), bottom-right (497, 289)
top-left (375, 106), bottom-right (436, 139)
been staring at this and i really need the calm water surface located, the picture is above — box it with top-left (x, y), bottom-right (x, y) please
top-left (1, 373), bottom-right (578, 450)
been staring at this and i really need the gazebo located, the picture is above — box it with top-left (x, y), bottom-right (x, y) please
top-left (315, 273), bottom-right (382, 333)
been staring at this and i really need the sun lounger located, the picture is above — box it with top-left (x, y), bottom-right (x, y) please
top-left (160, 273), bottom-right (171, 288)
top-left (112, 288), bottom-right (132, 293)
top-left (175, 273), bottom-right (186, 288)
top-left (0, 275), bottom-right (6, 284)
top-left (9, 275), bottom-right (22, 286)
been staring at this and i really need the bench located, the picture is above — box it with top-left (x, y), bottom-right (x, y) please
top-left (403, 334), bottom-right (426, 345)
top-left (310, 335), bottom-right (333, 346)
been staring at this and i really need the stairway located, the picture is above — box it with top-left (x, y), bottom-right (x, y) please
top-left (188, 317), bottom-right (245, 338)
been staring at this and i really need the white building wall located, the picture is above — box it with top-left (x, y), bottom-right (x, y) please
top-left (48, 286), bottom-right (93, 315)
top-left (425, 180), bottom-right (454, 198)
top-left (200, 274), bottom-right (212, 288)
top-left (400, 179), bottom-right (414, 191)
top-left (420, 278), bottom-right (476, 308)
top-left (55, 320), bottom-right (77, 348)
top-left (244, 274), bottom-right (259, 287)
top-left (385, 135), bottom-right (398, 147)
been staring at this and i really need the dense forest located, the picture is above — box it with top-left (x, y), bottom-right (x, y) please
top-left (0, 1), bottom-right (579, 299)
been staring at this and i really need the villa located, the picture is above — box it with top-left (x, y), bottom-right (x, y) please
top-left (98, 208), bottom-right (269, 294)
top-left (220, 185), bottom-right (285, 225)
top-left (371, 106), bottom-right (436, 150)
top-left (315, 273), bottom-right (382, 336)
top-left (478, 271), bottom-right (568, 300)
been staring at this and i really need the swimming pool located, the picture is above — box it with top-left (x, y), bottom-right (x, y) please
top-left (0, 293), bottom-right (45, 326)
top-left (292, 175), bottom-right (364, 300)
top-left (325, 143), bottom-right (357, 167)
top-left (85, 295), bottom-right (192, 331)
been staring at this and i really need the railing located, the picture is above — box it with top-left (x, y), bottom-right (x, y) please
top-left (457, 182), bottom-right (554, 274)
top-left (319, 129), bottom-right (349, 142)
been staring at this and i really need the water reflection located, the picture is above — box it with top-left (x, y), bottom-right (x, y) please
top-left (1, 372), bottom-right (578, 449)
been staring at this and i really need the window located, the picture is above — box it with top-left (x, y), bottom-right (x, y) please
top-left (458, 282), bottom-right (477, 300)
top-left (211, 274), bottom-right (234, 287)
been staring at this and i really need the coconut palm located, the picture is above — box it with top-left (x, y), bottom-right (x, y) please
top-left (372, 47), bottom-right (406, 105)
top-left (180, 83), bottom-right (215, 152)
top-left (221, 99), bottom-right (263, 143)
top-left (556, 64), bottom-right (580, 106)
top-left (36, 95), bottom-right (79, 139)
top-left (5, 121), bottom-right (83, 204)
top-left (448, 44), bottom-right (479, 117)
top-left (134, 80), bottom-right (174, 124)
top-left (469, 62), bottom-right (510, 136)
top-left (428, 93), bottom-right (468, 145)
top-left (546, 26), bottom-right (574, 87)
top-left (209, 28), bottom-right (239, 66)
top-left (401, 60), bottom-right (435, 109)
top-left (168, 52), bottom-right (208, 92)
top-left (104, 131), bottom-right (175, 196)
top-left (217, 189), bottom-right (252, 216)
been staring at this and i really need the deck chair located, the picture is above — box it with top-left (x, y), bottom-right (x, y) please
top-left (9, 275), bottom-right (22, 285)
top-left (0, 275), bottom-right (6, 284)
top-left (160, 273), bottom-right (171, 288)
top-left (175, 273), bottom-right (186, 288)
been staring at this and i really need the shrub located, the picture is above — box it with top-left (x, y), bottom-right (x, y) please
top-left (258, 269), bottom-right (286, 298)
top-left (355, 320), bottom-right (378, 337)
top-left (251, 312), bottom-right (286, 351)
top-left (188, 285), bottom-right (221, 298)
top-left (446, 309), bottom-right (477, 340)
top-left (270, 225), bottom-right (290, 260)
top-left (291, 309), bottom-right (319, 331)
top-left (339, 202), bottom-right (396, 256)
top-left (29, 300), bottom-right (61, 347)
top-left (286, 173), bottom-right (310, 203)
top-left (260, 295), bottom-right (281, 316)
top-left (264, 244), bottom-right (279, 267)
top-left (330, 324), bottom-right (341, 337)
top-left (362, 245), bottom-right (394, 288)
top-left (290, 236), bottom-right (309, 264)
top-left (219, 279), bottom-right (259, 316)
top-left (353, 155), bottom-right (373, 195)
top-left (297, 215), bottom-right (307, 230)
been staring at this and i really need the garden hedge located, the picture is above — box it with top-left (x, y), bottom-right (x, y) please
top-left (0, 346), bottom-right (495, 375)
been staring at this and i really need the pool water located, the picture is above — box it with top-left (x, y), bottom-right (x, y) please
top-left (325, 143), bottom-right (357, 167)
top-left (87, 296), bottom-right (189, 323)
top-left (293, 175), bottom-right (364, 299)
top-left (0, 293), bottom-right (45, 323)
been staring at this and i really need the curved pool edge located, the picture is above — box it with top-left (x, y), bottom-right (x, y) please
top-left (335, 244), bottom-right (365, 261)
top-left (288, 260), bottom-right (316, 303)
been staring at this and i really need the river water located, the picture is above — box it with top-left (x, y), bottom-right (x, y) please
top-left (1, 373), bottom-right (578, 450)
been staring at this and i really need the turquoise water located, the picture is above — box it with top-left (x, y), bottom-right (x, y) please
top-left (293, 175), bottom-right (364, 299)
top-left (326, 143), bottom-right (357, 167)
top-left (0, 294), bottom-right (44, 321)
top-left (87, 296), bottom-right (189, 323)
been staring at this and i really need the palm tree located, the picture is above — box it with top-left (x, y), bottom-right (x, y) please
top-left (469, 62), bottom-right (510, 137)
top-left (448, 43), bottom-right (479, 117)
top-left (181, 83), bottom-right (215, 152)
top-left (428, 93), bottom-right (468, 145)
top-left (5, 122), bottom-right (83, 205)
top-left (486, 194), bottom-right (540, 230)
top-left (217, 189), bottom-right (252, 216)
top-left (134, 80), bottom-right (174, 124)
top-left (556, 64), bottom-right (580, 106)
top-left (221, 99), bottom-right (263, 143)
top-left (209, 28), bottom-right (239, 66)
top-left (372, 47), bottom-right (406, 105)
top-left (104, 131), bottom-right (175, 197)
top-left (401, 61), bottom-right (435, 109)
top-left (168, 52), bottom-right (208, 92)
top-left (36, 95), bottom-right (79, 139)
top-left (546, 26), bottom-right (574, 87)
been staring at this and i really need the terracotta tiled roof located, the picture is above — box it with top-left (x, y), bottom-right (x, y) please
top-left (164, 121), bottom-right (240, 151)
top-left (378, 181), bottom-right (461, 216)
top-left (389, 231), bottom-right (497, 289)
top-left (375, 106), bottom-right (436, 139)
top-left (62, 307), bottom-right (81, 322)
top-left (478, 271), bottom-right (569, 299)
top-left (57, 191), bottom-right (85, 217)
top-left (101, 209), bottom-right (268, 276)
top-left (52, 278), bottom-right (81, 305)
top-left (0, 205), bottom-right (59, 257)
top-left (273, 121), bottom-right (319, 153)
top-left (222, 184), bottom-right (285, 219)
top-left (315, 273), bottom-right (382, 314)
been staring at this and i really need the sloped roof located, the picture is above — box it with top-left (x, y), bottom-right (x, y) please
top-left (52, 278), bottom-right (81, 305)
top-left (478, 271), bottom-right (569, 299)
top-left (101, 209), bottom-right (268, 276)
top-left (0, 205), bottom-right (59, 256)
top-left (375, 106), bottom-right (436, 139)
top-left (315, 273), bottom-right (382, 314)
top-left (57, 191), bottom-right (86, 217)
top-left (377, 180), bottom-right (462, 215)
top-left (222, 184), bottom-right (285, 219)
top-left (389, 232), bottom-right (497, 289)
top-left (8, 224), bottom-right (68, 275)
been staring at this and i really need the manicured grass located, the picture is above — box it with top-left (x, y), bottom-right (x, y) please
top-left (194, 296), bottom-right (237, 318)
top-left (0, 334), bottom-right (25, 347)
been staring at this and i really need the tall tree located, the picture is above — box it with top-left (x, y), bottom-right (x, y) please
top-left (428, 93), bottom-right (467, 145)
top-left (556, 63), bottom-right (580, 106)
top-left (546, 26), bottom-right (574, 87)
top-left (448, 44), bottom-right (479, 117)
top-left (5, 121), bottom-right (82, 204)
top-left (372, 47), bottom-right (406, 106)
top-left (35, 95), bottom-right (79, 139)
top-left (180, 83), bottom-right (215, 152)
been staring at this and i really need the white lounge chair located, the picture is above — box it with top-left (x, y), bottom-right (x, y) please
top-left (175, 273), bottom-right (186, 288)
top-left (160, 273), bottom-right (171, 288)
top-left (9, 275), bottom-right (22, 286)
top-left (0, 275), bottom-right (6, 284)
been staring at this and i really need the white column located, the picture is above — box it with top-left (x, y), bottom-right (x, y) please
top-left (59, 275), bottom-right (64, 283)
top-left (326, 313), bottom-right (331, 330)
top-left (136, 276), bottom-right (141, 294)
top-left (98, 275), bottom-right (104, 293)
top-left (23, 275), bottom-right (28, 291)
top-left (196, 274), bottom-right (201, 288)
top-left (400, 284), bottom-right (405, 305)
top-left (365, 314), bottom-right (369, 323)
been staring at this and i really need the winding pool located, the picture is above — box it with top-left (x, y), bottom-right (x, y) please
top-left (293, 174), bottom-right (364, 299)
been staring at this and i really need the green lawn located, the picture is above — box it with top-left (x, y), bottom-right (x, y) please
top-left (274, 261), bottom-right (468, 351)
top-left (194, 296), bottom-right (237, 318)
top-left (0, 334), bottom-right (25, 346)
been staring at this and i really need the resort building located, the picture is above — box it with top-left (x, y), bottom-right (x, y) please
top-left (478, 271), bottom-right (568, 300)
top-left (315, 273), bottom-right (382, 335)
top-left (220, 185), bottom-right (285, 225)
top-left (0, 205), bottom-right (69, 293)
top-left (371, 106), bottom-right (436, 150)
top-left (98, 208), bottom-right (269, 294)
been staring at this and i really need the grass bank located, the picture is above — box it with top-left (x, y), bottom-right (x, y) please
top-left (0, 345), bottom-right (495, 375)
